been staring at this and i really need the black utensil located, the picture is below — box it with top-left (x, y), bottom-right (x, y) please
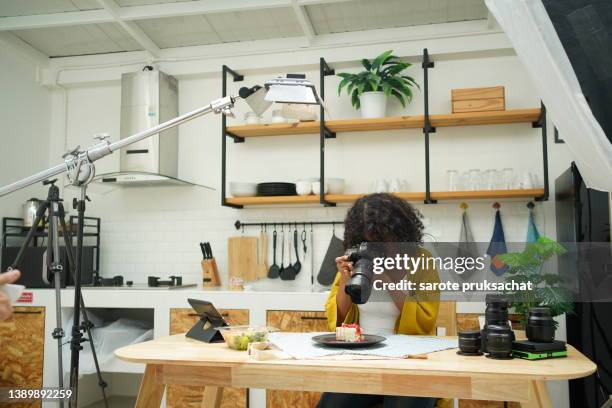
top-left (268, 229), bottom-right (280, 279)
top-left (301, 226), bottom-right (307, 253)
top-left (205, 242), bottom-right (213, 258)
top-left (200, 243), bottom-right (207, 260)
top-left (293, 228), bottom-right (301, 274)
top-left (280, 226), bottom-right (296, 280)
top-left (279, 227), bottom-right (287, 278)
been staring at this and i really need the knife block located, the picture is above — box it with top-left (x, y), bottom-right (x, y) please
top-left (201, 259), bottom-right (221, 287)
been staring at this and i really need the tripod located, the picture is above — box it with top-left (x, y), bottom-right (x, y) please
top-left (10, 179), bottom-right (108, 408)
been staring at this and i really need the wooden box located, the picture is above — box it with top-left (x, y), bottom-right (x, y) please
top-left (451, 86), bottom-right (505, 113)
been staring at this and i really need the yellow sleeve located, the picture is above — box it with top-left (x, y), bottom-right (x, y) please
top-left (324, 272), bottom-right (359, 331)
top-left (396, 249), bottom-right (440, 335)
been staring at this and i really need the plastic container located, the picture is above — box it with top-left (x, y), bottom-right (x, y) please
top-left (218, 326), bottom-right (274, 351)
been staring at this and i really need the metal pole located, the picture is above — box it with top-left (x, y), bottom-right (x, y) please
top-left (69, 186), bottom-right (87, 407)
top-left (540, 103), bottom-right (549, 201)
top-left (48, 199), bottom-right (65, 408)
top-left (422, 48), bottom-right (436, 204)
top-left (234, 220), bottom-right (342, 230)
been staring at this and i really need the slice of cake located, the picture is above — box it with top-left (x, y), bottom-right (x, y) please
top-left (335, 323), bottom-right (364, 342)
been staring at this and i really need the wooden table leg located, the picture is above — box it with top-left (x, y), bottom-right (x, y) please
top-left (521, 380), bottom-right (552, 408)
top-left (201, 386), bottom-right (224, 408)
top-left (135, 364), bottom-right (165, 408)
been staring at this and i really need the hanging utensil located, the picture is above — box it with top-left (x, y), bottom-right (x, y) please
top-left (301, 224), bottom-right (308, 253)
top-left (268, 226), bottom-right (280, 279)
top-left (317, 222), bottom-right (344, 286)
top-left (280, 224), bottom-right (297, 280)
top-left (278, 225), bottom-right (286, 278)
top-left (310, 223), bottom-right (315, 290)
top-left (293, 226), bottom-right (302, 274)
top-left (257, 225), bottom-right (269, 279)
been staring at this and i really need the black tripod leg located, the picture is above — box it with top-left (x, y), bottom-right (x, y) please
top-left (58, 208), bottom-right (109, 408)
top-left (48, 200), bottom-right (66, 408)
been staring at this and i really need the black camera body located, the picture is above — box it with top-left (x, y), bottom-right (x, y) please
top-left (344, 242), bottom-right (383, 304)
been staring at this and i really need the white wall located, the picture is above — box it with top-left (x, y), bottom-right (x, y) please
top-left (0, 41), bottom-right (51, 219)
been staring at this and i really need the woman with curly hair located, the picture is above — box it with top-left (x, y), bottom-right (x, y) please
top-left (317, 193), bottom-right (442, 408)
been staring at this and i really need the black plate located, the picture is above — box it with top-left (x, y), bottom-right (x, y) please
top-left (312, 333), bottom-right (386, 348)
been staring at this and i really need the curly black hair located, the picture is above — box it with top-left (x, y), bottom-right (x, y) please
top-left (343, 193), bottom-right (424, 249)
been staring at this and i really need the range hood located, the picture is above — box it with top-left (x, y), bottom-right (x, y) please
top-left (93, 69), bottom-right (198, 187)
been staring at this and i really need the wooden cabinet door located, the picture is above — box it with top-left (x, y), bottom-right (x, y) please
top-left (0, 306), bottom-right (45, 408)
top-left (167, 308), bottom-right (249, 408)
top-left (266, 310), bottom-right (328, 408)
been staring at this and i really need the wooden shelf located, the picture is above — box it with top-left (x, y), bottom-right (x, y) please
top-left (224, 189), bottom-right (544, 206)
top-left (226, 108), bottom-right (542, 138)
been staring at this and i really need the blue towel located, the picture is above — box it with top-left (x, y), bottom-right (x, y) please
top-left (526, 210), bottom-right (540, 243)
top-left (487, 210), bottom-right (508, 276)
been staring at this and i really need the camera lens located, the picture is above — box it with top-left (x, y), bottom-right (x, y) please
top-left (480, 293), bottom-right (513, 352)
top-left (344, 258), bottom-right (374, 304)
top-left (457, 330), bottom-right (482, 356)
top-left (526, 307), bottom-right (555, 343)
top-left (485, 324), bottom-right (514, 359)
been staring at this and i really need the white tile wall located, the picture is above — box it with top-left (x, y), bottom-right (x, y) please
top-left (94, 191), bottom-right (544, 289)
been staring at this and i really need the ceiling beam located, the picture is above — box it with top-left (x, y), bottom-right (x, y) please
top-left (97, 0), bottom-right (160, 59)
top-left (0, 9), bottom-right (112, 31)
top-left (0, 0), bottom-right (350, 31)
top-left (290, 0), bottom-right (315, 44)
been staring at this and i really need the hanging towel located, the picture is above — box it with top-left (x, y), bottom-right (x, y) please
top-left (487, 208), bottom-right (508, 276)
top-left (526, 204), bottom-right (540, 243)
top-left (456, 206), bottom-right (479, 278)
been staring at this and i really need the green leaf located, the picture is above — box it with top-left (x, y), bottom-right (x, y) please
top-left (390, 89), bottom-right (406, 107)
top-left (351, 88), bottom-right (360, 109)
top-left (361, 58), bottom-right (372, 71)
top-left (337, 77), bottom-right (350, 95)
top-left (371, 50), bottom-right (394, 71)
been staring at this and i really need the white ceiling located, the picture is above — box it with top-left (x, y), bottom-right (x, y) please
top-left (0, 0), bottom-right (489, 58)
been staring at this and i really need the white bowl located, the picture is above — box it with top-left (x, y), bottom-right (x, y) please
top-left (229, 182), bottom-right (257, 197)
top-left (312, 181), bottom-right (328, 195)
top-left (326, 178), bottom-right (345, 194)
top-left (296, 181), bottom-right (312, 196)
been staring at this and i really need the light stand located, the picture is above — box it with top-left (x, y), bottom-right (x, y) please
top-left (8, 180), bottom-right (108, 408)
top-left (0, 75), bottom-right (322, 405)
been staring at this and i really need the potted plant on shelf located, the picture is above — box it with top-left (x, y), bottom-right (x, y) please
top-left (498, 236), bottom-right (573, 327)
top-left (337, 50), bottom-right (419, 118)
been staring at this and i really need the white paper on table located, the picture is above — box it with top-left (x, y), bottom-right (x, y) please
top-left (268, 332), bottom-right (458, 360)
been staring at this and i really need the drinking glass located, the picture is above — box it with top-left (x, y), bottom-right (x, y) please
top-left (447, 170), bottom-right (459, 192)
top-left (502, 168), bottom-right (514, 190)
top-left (483, 169), bottom-right (497, 190)
top-left (468, 169), bottom-right (481, 191)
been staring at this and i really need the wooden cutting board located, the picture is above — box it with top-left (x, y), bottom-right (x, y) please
top-left (228, 236), bottom-right (259, 282)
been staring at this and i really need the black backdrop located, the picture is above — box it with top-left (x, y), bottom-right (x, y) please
top-left (543, 0), bottom-right (612, 144)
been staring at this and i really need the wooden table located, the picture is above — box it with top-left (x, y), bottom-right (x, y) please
top-left (115, 334), bottom-right (596, 408)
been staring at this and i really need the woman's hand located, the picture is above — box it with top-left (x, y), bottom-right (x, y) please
top-left (0, 270), bottom-right (20, 321)
top-left (335, 255), bottom-right (353, 282)
top-left (335, 256), bottom-right (353, 324)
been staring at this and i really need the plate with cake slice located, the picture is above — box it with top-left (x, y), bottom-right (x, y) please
top-left (312, 324), bottom-right (386, 348)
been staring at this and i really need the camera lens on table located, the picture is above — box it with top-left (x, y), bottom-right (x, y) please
top-left (485, 324), bottom-right (514, 360)
top-left (526, 307), bottom-right (555, 343)
top-left (481, 293), bottom-right (512, 353)
top-left (457, 330), bottom-right (482, 356)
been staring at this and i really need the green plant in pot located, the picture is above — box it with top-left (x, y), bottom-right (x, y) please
top-left (337, 50), bottom-right (419, 119)
top-left (498, 236), bottom-right (573, 327)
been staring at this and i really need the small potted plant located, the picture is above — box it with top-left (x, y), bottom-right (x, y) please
top-left (498, 236), bottom-right (573, 327)
top-left (337, 50), bottom-right (419, 118)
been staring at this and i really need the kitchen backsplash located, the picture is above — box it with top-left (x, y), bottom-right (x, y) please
top-left (96, 199), bottom-right (545, 289)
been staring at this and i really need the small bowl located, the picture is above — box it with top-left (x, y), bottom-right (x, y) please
top-left (229, 182), bottom-right (257, 197)
top-left (296, 180), bottom-right (312, 195)
top-left (218, 326), bottom-right (274, 351)
top-left (312, 181), bottom-right (328, 195)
